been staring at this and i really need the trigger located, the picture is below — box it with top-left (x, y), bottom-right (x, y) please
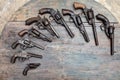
top-left (80, 12), bottom-right (84, 17)
top-left (39, 26), bottom-right (45, 30)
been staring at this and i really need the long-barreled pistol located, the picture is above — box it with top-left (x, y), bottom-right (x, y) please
top-left (39, 8), bottom-right (74, 38)
top-left (10, 51), bottom-right (43, 63)
top-left (18, 27), bottom-right (52, 42)
top-left (11, 38), bottom-right (45, 50)
top-left (73, 2), bottom-right (99, 45)
top-left (23, 63), bottom-right (40, 76)
top-left (25, 16), bottom-right (60, 38)
top-left (62, 9), bottom-right (90, 42)
top-left (96, 14), bottom-right (115, 55)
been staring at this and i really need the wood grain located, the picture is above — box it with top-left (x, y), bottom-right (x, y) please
top-left (0, 0), bottom-right (120, 80)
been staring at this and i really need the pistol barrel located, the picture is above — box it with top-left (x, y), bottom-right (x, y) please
top-left (28, 53), bottom-right (43, 59)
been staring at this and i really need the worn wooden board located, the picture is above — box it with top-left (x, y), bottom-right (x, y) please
top-left (0, 0), bottom-right (120, 80)
top-left (10, 0), bottom-right (117, 22)
top-left (1, 21), bottom-right (120, 80)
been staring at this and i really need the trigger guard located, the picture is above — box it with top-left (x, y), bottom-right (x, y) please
top-left (69, 17), bottom-right (73, 23)
top-left (28, 34), bottom-right (33, 38)
top-left (18, 57), bottom-right (24, 62)
top-left (21, 58), bottom-right (26, 62)
top-left (49, 16), bottom-right (54, 22)
top-left (100, 24), bottom-right (105, 31)
top-left (20, 45), bottom-right (27, 50)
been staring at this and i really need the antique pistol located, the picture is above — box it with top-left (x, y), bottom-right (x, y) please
top-left (25, 16), bottom-right (60, 38)
top-left (11, 38), bottom-right (45, 50)
top-left (96, 14), bottom-right (115, 55)
top-left (23, 63), bottom-right (40, 76)
top-left (73, 2), bottom-right (99, 45)
top-left (62, 9), bottom-right (90, 42)
top-left (18, 27), bottom-right (52, 42)
top-left (10, 51), bottom-right (43, 63)
top-left (39, 8), bottom-right (74, 38)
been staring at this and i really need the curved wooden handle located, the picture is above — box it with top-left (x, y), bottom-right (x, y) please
top-left (73, 2), bottom-right (86, 9)
top-left (62, 9), bottom-right (74, 16)
top-left (25, 17), bottom-right (40, 25)
top-left (18, 29), bottom-right (28, 37)
top-left (39, 8), bottom-right (53, 14)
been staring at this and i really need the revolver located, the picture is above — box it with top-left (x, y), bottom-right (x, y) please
top-left (11, 38), bottom-right (45, 50)
top-left (25, 16), bottom-right (60, 38)
top-left (23, 63), bottom-right (40, 76)
top-left (10, 51), bottom-right (43, 63)
top-left (18, 27), bottom-right (52, 42)
top-left (39, 8), bottom-right (74, 38)
top-left (73, 2), bottom-right (99, 45)
top-left (62, 9), bottom-right (90, 42)
top-left (96, 14), bottom-right (115, 55)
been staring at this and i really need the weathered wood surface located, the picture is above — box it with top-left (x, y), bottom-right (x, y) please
top-left (10, 0), bottom-right (117, 22)
top-left (0, 0), bottom-right (120, 80)
top-left (1, 21), bottom-right (120, 80)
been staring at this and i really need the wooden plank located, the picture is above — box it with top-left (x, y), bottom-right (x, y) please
top-left (0, 0), bottom-right (120, 80)
top-left (0, 21), bottom-right (120, 80)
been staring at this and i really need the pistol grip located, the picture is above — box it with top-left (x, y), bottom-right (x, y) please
top-left (11, 41), bottom-right (19, 49)
top-left (18, 29), bottom-right (28, 37)
top-left (23, 67), bottom-right (29, 76)
top-left (73, 2), bottom-right (86, 9)
top-left (62, 9), bottom-right (74, 16)
top-left (96, 14), bottom-right (110, 27)
top-left (39, 8), bottom-right (52, 14)
top-left (23, 63), bottom-right (40, 76)
top-left (10, 55), bottom-right (17, 64)
top-left (25, 17), bottom-right (40, 25)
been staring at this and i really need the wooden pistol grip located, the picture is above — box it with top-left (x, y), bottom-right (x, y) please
top-left (39, 8), bottom-right (53, 14)
top-left (73, 2), bottom-right (86, 9)
top-left (62, 9), bottom-right (74, 16)
top-left (25, 17), bottom-right (40, 25)
top-left (96, 14), bottom-right (110, 26)
top-left (18, 29), bottom-right (28, 37)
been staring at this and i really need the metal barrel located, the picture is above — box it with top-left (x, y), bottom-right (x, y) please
top-left (28, 53), bottom-right (43, 59)
top-left (92, 23), bottom-right (99, 46)
top-left (78, 26), bottom-right (90, 42)
top-left (32, 41), bottom-right (45, 50)
top-left (48, 25), bottom-right (60, 38)
top-left (61, 19), bottom-right (75, 38)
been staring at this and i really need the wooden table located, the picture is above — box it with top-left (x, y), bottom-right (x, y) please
top-left (0, 0), bottom-right (120, 80)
